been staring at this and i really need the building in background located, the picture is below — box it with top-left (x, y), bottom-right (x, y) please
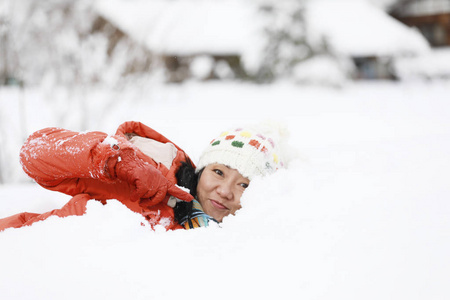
top-left (1, 0), bottom-right (435, 85)
top-left (306, 0), bottom-right (430, 80)
top-left (94, 0), bottom-right (260, 83)
top-left (95, 0), bottom-right (430, 82)
top-left (390, 0), bottom-right (450, 47)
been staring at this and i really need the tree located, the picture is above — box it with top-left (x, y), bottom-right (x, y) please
top-left (249, 0), bottom-right (313, 82)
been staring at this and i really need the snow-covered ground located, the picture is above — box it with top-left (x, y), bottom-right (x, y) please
top-left (1, 80), bottom-right (450, 299)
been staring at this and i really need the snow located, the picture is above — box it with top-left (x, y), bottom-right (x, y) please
top-left (1, 80), bottom-right (450, 299)
top-left (190, 55), bottom-right (215, 79)
top-left (394, 46), bottom-right (450, 79)
top-left (103, 136), bottom-right (119, 147)
top-left (94, 0), bottom-right (262, 56)
top-left (292, 54), bottom-right (354, 86)
top-left (306, 0), bottom-right (430, 57)
top-left (94, 0), bottom-right (429, 59)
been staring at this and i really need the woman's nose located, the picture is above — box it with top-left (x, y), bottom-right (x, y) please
top-left (217, 182), bottom-right (233, 200)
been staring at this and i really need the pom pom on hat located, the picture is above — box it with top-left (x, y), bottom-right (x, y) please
top-left (196, 121), bottom-right (291, 180)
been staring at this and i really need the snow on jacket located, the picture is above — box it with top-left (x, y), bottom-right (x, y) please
top-left (0, 121), bottom-right (194, 231)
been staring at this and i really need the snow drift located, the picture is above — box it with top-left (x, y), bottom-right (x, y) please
top-left (1, 80), bottom-right (450, 300)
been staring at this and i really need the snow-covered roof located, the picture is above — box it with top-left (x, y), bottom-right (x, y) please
top-left (94, 0), bottom-right (430, 58)
top-left (306, 0), bottom-right (430, 57)
top-left (94, 0), bottom-right (262, 56)
top-left (395, 0), bottom-right (450, 17)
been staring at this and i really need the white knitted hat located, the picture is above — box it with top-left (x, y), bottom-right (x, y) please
top-left (196, 122), bottom-right (289, 180)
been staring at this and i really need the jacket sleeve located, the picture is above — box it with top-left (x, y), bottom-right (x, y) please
top-left (0, 194), bottom-right (90, 231)
top-left (19, 127), bottom-right (133, 192)
top-left (20, 128), bottom-right (123, 186)
top-left (19, 126), bottom-right (193, 208)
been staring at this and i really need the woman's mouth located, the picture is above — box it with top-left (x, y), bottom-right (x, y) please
top-left (210, 199), bottom-right (228, 210)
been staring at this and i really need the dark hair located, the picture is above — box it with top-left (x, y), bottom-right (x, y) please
top-left (174, 158), bottom-right (202, 223)
top-left (175, 158), bottom-right (198, 197)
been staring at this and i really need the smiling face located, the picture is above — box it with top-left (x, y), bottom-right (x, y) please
top-left (196, 164), bottom-right (250, 222)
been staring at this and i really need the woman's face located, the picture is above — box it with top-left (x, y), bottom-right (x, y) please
top-left (196, 163), bottom-right (250, 222)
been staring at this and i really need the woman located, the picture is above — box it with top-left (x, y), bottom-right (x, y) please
top-left (0, 121), bottom-right (285, 231)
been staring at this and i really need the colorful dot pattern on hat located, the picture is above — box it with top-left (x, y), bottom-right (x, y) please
top-left (210, 128), bottom-right (282, 170)
top-left (231, 141), bottom-right (244, 148)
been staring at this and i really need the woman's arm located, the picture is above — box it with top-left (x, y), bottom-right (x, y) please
top-left (20, 127), bottom-right (193, 206)
top-left (20, 127), bottom-right (121, 186)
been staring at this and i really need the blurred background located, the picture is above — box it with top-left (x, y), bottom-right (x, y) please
top-left (1, 0), bottom-right (449, 184)
top-left (2, 3), bottom-right (450, 299)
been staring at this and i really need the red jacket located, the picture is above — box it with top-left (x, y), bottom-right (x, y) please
top-left (0, 121), bottom-right (193, 231)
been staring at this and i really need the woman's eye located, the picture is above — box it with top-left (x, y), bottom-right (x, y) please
top-left (240, 183), bottom-right (249, 189)
top-left (213, 169), bottom-right (224, 176)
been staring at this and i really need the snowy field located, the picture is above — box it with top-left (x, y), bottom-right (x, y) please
top-left (1, 80), bottom-right (450, 299)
